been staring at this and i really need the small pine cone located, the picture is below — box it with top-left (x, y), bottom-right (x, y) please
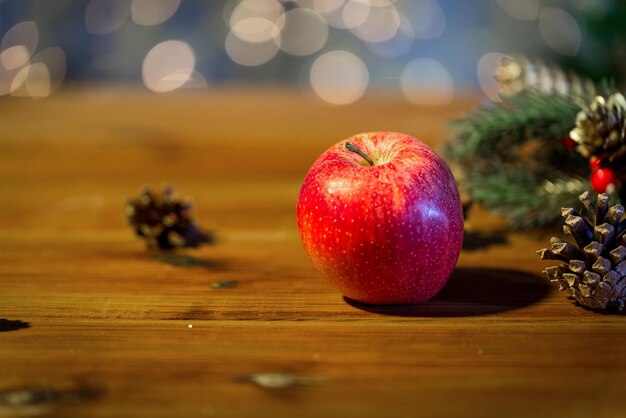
top-left (570, 93), bottom-right (626, 161)
top-left (537, 191), bottom-right (626, 311)
top-left (495, 55), bottom-right (596, 98)
top-left (125, 185), bottom-right (213, 250)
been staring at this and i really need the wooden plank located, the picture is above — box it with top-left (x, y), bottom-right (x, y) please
top-left (1, 88), bottom-right (624, 418)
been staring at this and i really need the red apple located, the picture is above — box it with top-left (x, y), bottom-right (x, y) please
top-left (297, 132), bottom-right (463, 304)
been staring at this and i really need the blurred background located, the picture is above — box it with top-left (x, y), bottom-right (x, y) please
top-left (0, 0), bottom-right (624, 104)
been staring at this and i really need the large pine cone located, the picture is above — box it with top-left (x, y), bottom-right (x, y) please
top-left (537, 192), bottom-right (626, 311)
top-left (569, 93), bottom-right (626, 161)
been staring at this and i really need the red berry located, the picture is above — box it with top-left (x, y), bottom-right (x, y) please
top-left (591, 167), bottom-right (618, 193)
top-left (561, 134), bottom-right (577, 149)
top-left (589, 157), bottom-right (602, 172)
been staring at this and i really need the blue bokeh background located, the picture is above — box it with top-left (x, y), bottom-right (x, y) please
top-left (0, 0), bottom-right (623, 100)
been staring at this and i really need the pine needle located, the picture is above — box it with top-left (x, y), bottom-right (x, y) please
top-left (446, 89), bottom-right (594, 228)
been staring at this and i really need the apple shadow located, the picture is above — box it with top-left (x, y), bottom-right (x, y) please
top-left (344, 268), bottom-right (551, 317)
top-left (462, 230), bottom-right (508, 251)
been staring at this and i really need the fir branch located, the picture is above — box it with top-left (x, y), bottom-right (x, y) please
top-left (445, 89), bottom-right (596, 228)
top-left (447, 91), bottom-right (583, 163)
top-left (466, 171), bottom-right (588, 228)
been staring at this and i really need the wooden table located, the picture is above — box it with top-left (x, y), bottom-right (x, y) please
top-left (1, 88), bottom-right (624, 418)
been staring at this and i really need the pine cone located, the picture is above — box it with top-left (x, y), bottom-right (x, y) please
top-left (537, 192), bottom-right (626, 311)
top-left (495, 55), bottom-right (596, 98)
top-left (125, 185), bottom-right (213, 250)
top-left (569, 93), bottom-right (626, 162)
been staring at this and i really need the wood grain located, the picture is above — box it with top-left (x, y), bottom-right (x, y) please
top-left (1, 88), bottom-right (624, 418)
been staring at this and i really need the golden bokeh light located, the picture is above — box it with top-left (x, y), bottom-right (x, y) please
top-left (29, 47), bottom-right (66, 96)
top-left (1, 45), bottom-right (30, 71)
top-left (342, 0), bottom-right (370, 29)
top-left (350, 1), bottom-right (400, 43)
top-left (0, 22), bottom-right (65, 98)
top-left (0, 1), bottom-right (602, 103)
top-left (231, 17), bottom-right (281, 44)
top-left (309, 0), bottom-right (345, 14)
top-left (131, 0), bottom-right (181, 26)
top-left (11, 63), bottom-right (50, 98)
top-left (229, 0), bottom-right (284, 30)
top-left (142, 40), bottom-right (196, 92)
top-left (310, 50), bottom-right (369, 105)
top-left (225, 31), bottom-right (280, 67)
top-left (277, 9), bottom-right (328, 56)
top-left (1, 21), bottom-right (38, 60)
top-left (477, 52), bottom-right (509, 101)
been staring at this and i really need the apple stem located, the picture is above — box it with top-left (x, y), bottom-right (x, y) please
top-left (344, 142), bottom-right (374, 166)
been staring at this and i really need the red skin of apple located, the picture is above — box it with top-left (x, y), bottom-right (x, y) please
top-left (297, 132), bottom-right (464, 305)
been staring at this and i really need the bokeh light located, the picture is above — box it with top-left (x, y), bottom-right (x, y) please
top-left (351, 1), bottom-right (401, 43)
top-left (1, 21), bottom-right (38, 62)
top-left (310, 50), bottom-right (369, 105)
top-left (496, 0), bottom-right (539, 21)
top-left (319, 1), bottom-right (348, 28)
top-left (369, 0), bottom-right (398, 6)
top-left (230, 0), bottom-right (284, 29)
top-left (142, 40), bottom-right (196, 92)
top-left (10, 47), bottom-right (66, 99)
top-left (85, 0), bottom-right (130, 35)
top-left (227, 0), bottom-right (284, 57)
top-left (366, 16), bottom-right (414, 58)
top-left (1, 45), bottom-right (30, 71)
top-left (231, 17), bottom-right (281, 44)
top-left (277, 9), bottom-right (328, 56)
top-left (30, 47), bottom-right (66, 96)
top-left (403, 0), bottom-right (445, 40)
top-left (477, 52), bottom-right (509, 101)
top-left (11, 64), bottom-right (49, 98)
top-left (309, 0), bottom-right (345, 14)
top-left (0, 1), bottom-right (615, 103)
top-left (401, 58), bottom-right (454, 105)
top-left (342, 0), bottom-right (371, 29)
top-left (0, 70), bottom-right (14, 95)
top-left (9, 64), bottom-right (29, 94)
top-left (539, 7), bottom-right (581, 56)
top-left (131, 0), bottom-right (181, 26)
top-left (0, 21), bottom-right (66, 98)
top-left (225, 31), bottom-right (279, 67)
top-left (180, 70), bottom-right (208, 89)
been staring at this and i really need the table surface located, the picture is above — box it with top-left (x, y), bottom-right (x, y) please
top-left (1, 88), bottom-right (624, 418)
